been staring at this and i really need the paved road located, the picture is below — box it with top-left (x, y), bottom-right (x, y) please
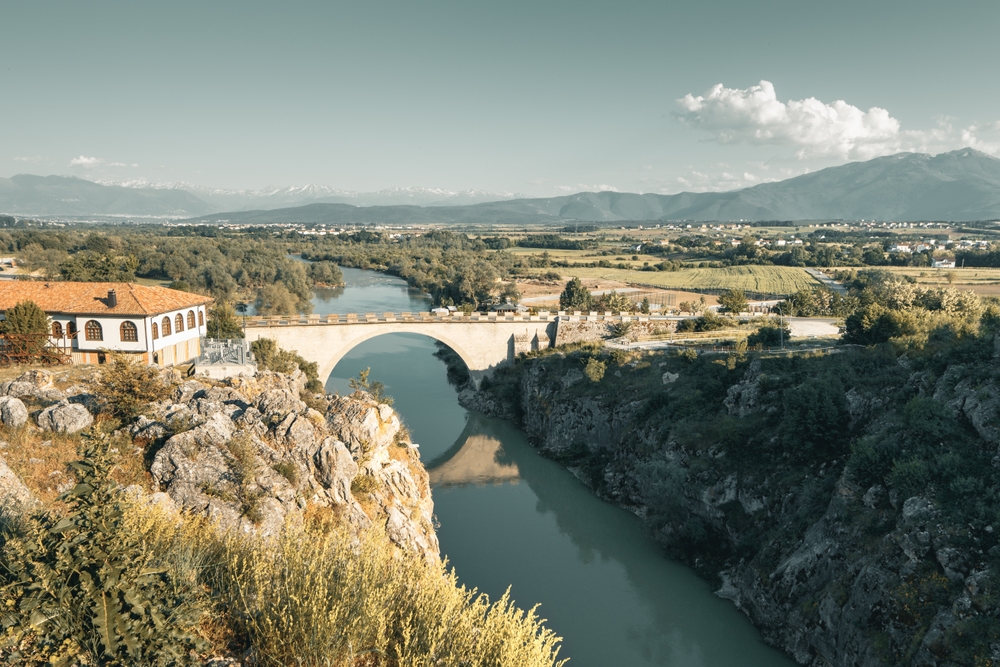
top-left (607, 316), bottom-right (840, 351)
top-left (788, 317), bottom-right (840, 337)
top-left (804, 268), bottom-right (847, 295)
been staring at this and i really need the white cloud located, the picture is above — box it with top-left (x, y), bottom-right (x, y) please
top-left (13, 155), bottom-right (44, 163)
top-left (961, 122), bottom-right (1000, 156)
top-left (675, 81), bottom-right (901, 159)
top-left (675, 80), bottom-right (1000, 160)
top-left (69, 155), bottom-right (101, 167)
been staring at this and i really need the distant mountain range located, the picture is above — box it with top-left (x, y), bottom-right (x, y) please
top-left (94, 180), bottom-right (525, 210)
top-left (183, 149), bottom-right (1000, 225)
top-left (2, 149), bottom-right (999, 222)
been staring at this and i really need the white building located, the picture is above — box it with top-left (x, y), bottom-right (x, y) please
top-left (0, 281), bottom-right (212, 366)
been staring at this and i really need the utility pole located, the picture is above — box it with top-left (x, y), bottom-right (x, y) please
top-left (778, 303), bottom-right (784, 350)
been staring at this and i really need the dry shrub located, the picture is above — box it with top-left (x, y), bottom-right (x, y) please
top-left (89, 352), bottom-right (170, 421)
top-left (126, 504), bottom-right (566, 667)
top-left (216, 525), bottom-right (567, 667)
top-left (0, 425), bottom-right (80, 504)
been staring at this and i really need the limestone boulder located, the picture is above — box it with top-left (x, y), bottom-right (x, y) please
top-left (37, 401), bottom-right (94, 433)
top-left (0, 396), bottom-right (28, 428)
top-left (314, 437), bottom-right (358, 502)
top-left (1, 370), bottom-right (66, 403)
top-left (0, 454), bottom-right (37, 514)
top-left (255, 388), bottom-right (306, 421)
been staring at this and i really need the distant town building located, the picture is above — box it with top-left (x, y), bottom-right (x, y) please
top-left (0, 282), bottom-right (211, 366)
top-left (932, 258), bottom-right (957, 268)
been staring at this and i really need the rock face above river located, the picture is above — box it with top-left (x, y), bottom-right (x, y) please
top-left (141, 369), bottom-right (438, 559)
top-left (463, 347), bottom-right (1000, 667)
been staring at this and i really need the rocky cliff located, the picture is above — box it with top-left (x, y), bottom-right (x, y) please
top-left (462, 344), bottom-right (1000, 666)
top-left (0, 366), bottom-right (438, 563)
top-left (142, 369), bottom-right (439, 559)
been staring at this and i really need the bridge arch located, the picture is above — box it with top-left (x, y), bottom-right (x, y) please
top-left (314, 328), bottom-right (481, 390)
top-left (243, 317), bottom-right (560, 391)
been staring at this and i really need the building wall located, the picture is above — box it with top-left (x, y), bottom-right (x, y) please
top-left (150, 308), bottom-right (205, 367)
top-left (46, 305), bottom-right (207, 367)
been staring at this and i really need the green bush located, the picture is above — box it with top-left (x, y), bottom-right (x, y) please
top-left (0, 437), bottom-right (206, 665)
top-left (889, 457), bottom-right (932, 500)
top-left (251, 338), bottom-right (324, 393)
top-left (583, 358), bottom-right (606, 382)
top-left (747, 323), bottom-right (789, 348)
top-left (780, 376), bottom-right (850, 458)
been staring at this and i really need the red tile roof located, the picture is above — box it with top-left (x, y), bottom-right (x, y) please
top-left (0, 281), bottom-right (212, 316)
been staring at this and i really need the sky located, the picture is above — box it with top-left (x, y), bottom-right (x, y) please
top-left (3, 0), bottom-right (1000, 196)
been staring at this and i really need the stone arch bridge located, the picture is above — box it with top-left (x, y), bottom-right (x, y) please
top-left (242, 310), bottom-right (643, 388)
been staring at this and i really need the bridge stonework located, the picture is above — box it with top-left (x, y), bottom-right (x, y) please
top-left (242, 311), bottom-right (646, 389)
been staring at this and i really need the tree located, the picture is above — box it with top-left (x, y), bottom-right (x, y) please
top-left (718, 289), bottom-right (748, 314)
top-left (308, 261), bottom-right (344, 286)
top-left (207, 301), bottom-right (244, 339)
top-left (0, 299), bottom-right (49, 335)
top-left (59, 252), bottom-right (138, 282)
top-left (596, 291), bottom-right (632, 313)
top-left (500, 281), bottom-right (521, 304)
top-left (0, 299), bottom-right (51, 358)
top-left (348, 367), bottom-right (392, 405)
top-left (560, 277), bottom-right (593, 311)
top-left (255, 284), bottom-right (300, 316)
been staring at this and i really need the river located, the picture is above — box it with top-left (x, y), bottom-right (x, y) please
top-left (315, 267), bottom-right (793, 667)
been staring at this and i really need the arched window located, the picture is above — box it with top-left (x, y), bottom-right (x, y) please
top-left (175, 314), bottom-right (184, 332)
top-left (198, 310), bottom-right (204, 326)
top-left (187, 310), bottom-right (196, 329)
top-left (67, 322), bottom-right (77, 338)
top-left (151, 322), bottom-right (159, 340)
top-left (85, 320), bottom-right (103, 341)
top-left (120, 321), bottom-right (138, 342)
top-left (51, 321), bottom-right (63, 338)
top-left (161, 317), bottom-right (172, 337)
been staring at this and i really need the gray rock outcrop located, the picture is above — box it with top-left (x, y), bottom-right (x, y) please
top-left (146, 371), bottom-right (438, 559)
top-left (0, 453), bottom-right (37, 514)
top-left (0, 396), bottom-right (28, 428)
top-left (0, 369), bottom-right (67, 403)
top-left (37, 401), bottom-right (94, 433)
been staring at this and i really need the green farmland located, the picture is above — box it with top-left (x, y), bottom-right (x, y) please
top-left (529, 265), bottom-right (822, 295)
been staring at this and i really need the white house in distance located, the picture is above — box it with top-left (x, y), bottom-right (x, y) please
top-left (0, 281), bottom-right (212, 367)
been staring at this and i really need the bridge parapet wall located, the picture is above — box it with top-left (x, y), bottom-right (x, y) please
top-left (242, 311), bottom-right (650, 328)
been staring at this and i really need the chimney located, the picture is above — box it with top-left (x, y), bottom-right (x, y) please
top-left (107, 289), bottom-right (117, 307)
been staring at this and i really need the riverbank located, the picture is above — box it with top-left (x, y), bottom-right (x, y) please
top-left (457, 340), bottom-right (1000, 666)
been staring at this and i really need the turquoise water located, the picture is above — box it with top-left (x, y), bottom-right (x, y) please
top-left (319, 270), bottom-right (794, 667)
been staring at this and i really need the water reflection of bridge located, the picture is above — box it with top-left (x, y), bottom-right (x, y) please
top-left (428, 433), bottom-right (520, 487)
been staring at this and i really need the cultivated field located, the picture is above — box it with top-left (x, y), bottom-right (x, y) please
top-left (836, 267), bottom-right (1000, 296)
top-left (525, 265), bottom-right (822, 295)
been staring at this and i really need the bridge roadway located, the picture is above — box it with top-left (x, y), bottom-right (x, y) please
top-left (242, 310), bottom-right (637, 389)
